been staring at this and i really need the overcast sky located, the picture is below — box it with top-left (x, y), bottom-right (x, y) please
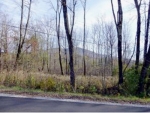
top-left (0, 0), bottom-right (137, 26)
top-left (0, 0), bottom-right (149, 53)
top-left (0, 0), bottom-right (148, 39)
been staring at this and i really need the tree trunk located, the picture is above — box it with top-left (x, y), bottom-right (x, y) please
top-left (41, 57), bottom-right (45, 71)
top-left (111, 0), bottom-right (123, 84)
top-left (46, 33), bottom-right (50, 73)
top-left (138, 0), bottom-right (150, 94)
top-left (144, 1), bottom-right (150, 61)
top-left (64, 36), bottom-right (68, 75)
top-left (61, 0), bottom-right (75, 88)
top-left (110, 44), bottom-right (113, 76)
top-left (65, 48), bottom-right (68, 75)
top-left (58, 36), bottom-right (64, 75)
top-left (56, 0), bottom-right (64, 75)
top-left (138, 45), bottom-right (150, 93)
top-left (81, 0), bottom-right (87, 76)
top-left (117, 0), bottom-right (123, 84)
top-left (134, 0), bottom-right (141, 71)
top-left (15, 0), bottom-right (24, 68)
top-left (15, 0), bottom-right (32, 69)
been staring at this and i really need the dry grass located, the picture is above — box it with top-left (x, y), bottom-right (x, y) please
top-left (0, 71), bottom-right (118, 94)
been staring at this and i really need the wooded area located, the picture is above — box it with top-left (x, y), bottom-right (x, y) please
top-left (0, 0), bottom-right (150, 97)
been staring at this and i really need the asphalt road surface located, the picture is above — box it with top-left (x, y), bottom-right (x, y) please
top-left (0, 94), bottom-right (150, 112)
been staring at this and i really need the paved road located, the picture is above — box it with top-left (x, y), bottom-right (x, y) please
top-left (0, 95), bottom-right (150, 112)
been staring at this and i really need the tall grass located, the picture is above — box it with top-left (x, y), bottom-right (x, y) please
top-left (0, 71), bottom-right (118, 94)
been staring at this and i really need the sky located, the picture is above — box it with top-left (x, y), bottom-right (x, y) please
top-left (0, 0), bottom-right (149, 59)
top-left (0, 0), bottom-right (137, 27)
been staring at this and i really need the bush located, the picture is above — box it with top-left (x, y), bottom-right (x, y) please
top-left (40, 77), bottom-right (56, 91)
top-left (0, 74), bottom-right (5, 85)
top-left (77, 85), bottom-right (85, 93)
top-left (88, 85), bottom-right (97, 94)
top-left (3, 75), bottom-right (11, 86)
top-left (3, 75), bottom-right (18, 87)
top-left (55, 83), bottom-right (65, 92)
top-left (76, 76), bottom-right (101, 94)
top-left (25, 75), bottom-right (37, 89)
top-left (123, 68), bottom-right (140, 95)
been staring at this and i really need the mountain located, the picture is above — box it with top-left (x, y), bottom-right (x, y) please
top-left (61, 47), bottom-right (103, 58)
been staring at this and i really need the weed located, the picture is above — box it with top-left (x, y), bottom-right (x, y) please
top-left (40, 77), bottom-right (56, 91)
top-left (25, 75), bottom-right (36, 89)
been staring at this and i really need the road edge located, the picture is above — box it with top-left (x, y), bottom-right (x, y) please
top-left (0, 93), bottom-right (150, 108)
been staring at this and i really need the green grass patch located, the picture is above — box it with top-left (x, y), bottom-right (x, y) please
top-left (0, 85), bottom-right (150, 104)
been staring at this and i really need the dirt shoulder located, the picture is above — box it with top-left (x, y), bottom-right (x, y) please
top-left (0, 87), bottom-right (150, 106)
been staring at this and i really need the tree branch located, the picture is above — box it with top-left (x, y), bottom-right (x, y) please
top-left (111, 0), bottom-right (117, 26)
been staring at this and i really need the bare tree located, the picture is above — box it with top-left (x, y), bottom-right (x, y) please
top-left (138, 0), bottom-right (150, 94)
top-left (40, 17), bottom-right (54, 73)
top-left (105, 22), bottom-right (116, 76)
top-left (91, 25), bottom-right (96, 67)
top-left (62, 31), bottom-right (69, 75)
top-left (111, 0), bottom-right (123, 84)
top-left (15, 0), bottom-right (32, 69)
top-left (0, 14), bottom-right (14, 70)
top-left (80, 0), bottom-right (87, 76)
top-left (134, 0), bottom-right (142, 71)
top-left (56, 0), bottom-right (64, 75)
top-left (144, 0), bottom-right (150, 61)
top-left (61, 0), bottom-right (76, 89)
top-left (0, 15), bottom-right (11, 54)
top-left (122, 21), bottom-right (131, 65)
top-left (50, 0), bottom-right (64, 75)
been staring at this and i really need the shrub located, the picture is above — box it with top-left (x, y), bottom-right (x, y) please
top-left (55, 83), bottom-right (65, 92)
top-left (88, 85), bottom-right (97, 94)
top-left (0, 74), bottom-right (5, 85)
top-left (63, 81), bottom-right (72, 92)
top-left (3, 75), bottom-right (11, 86)
top-left (76, 76), bottom-right (103, 94)
top-left (3, 75), bottom-right (18, 87)
top-left (18, 79), bottom-right (26, 88)
top-left (25, 75), bottom-right (36, 89)
top-left (40, 77), bottom-right (56, 91)
top-left (123, 67), bottom-right (140, 95)
top-left (77, 85), bottom-right (85, 93)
